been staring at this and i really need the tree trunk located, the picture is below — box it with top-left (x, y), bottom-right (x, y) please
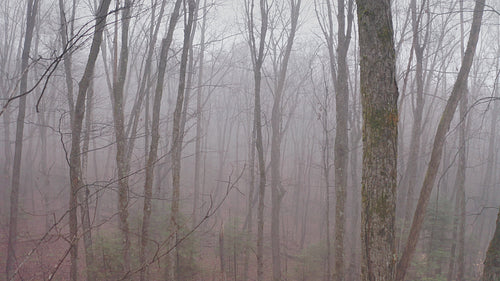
top-left (482, 208), bottom-right (500, 281)
top-left (192, 0), bottom-right (207, 230)
top-left (244, 123), bottom-right (256, 281)
top-left (356, 0), bottom-right (399, 280)
top-left (402, 0), bottom-right (426, 233)
top-left (456, 4), bottom-right (468, 274)
top-left (59, 1), bottom-right (95, 278)
top-left (124, 0), bottom-right (167, 165)
top-left (169, 1), bottom-right (196, 278)
top-left (58, 0), bottom-right (75, 124)
top-left (447, 184), bottom-right (460, 281)
top-left (6, 0), bottom-right (38, 279)
top-left (245, 0), bottom-right (268, 279)
top-left (477, 49), bottom-right (499, 267)
top-left (333, 1), bottom-right (353, 280)
top-left (110, 1), bottom-right (133, 274)
top-left (139, 1), bottom-right (182, 279)
top-left (219, 222), bottom-right (227, 280)
top-left (270, 2), bottom-right (300, 280)
top-left (68, 0), bottom-right (112, 280)
top-left (321, 87), bottom-right (332, 281)
top-left (395, 0), bottom-right (485, 279)
top-left (80, 79), bottom-right (95, 281)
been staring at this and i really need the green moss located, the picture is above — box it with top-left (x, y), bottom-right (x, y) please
top-left (374, 192), bottom-right (390, 219)
top-left (366, 107), bottom-right (397, 134)
top-left (377, 25), bottom-right (393, 42)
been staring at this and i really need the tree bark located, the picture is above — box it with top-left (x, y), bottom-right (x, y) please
top-left (395, 0), bottom-right (485, 279)
top-left (270, 2), bottom-right (300, 280)
top-left (67, 0), bottom-right (112, 280)
top-left (169, 0), bottom-right (196, 278)
top-left (192, 0), bottom-right (207, 231)
top-left (110, 1), bottom-right (133, 275)
top-left (245, 0), bottom-right (268, 279)
top-left (447, 180), bottom-right (460, 281)
top-left (139, 1), bottom-right (182, 279)
top-left (456, 4), bottom-right (468, 277)
top-left (124, 0), bottom-right (167, 161)
top-left (59, 1), bottom-right (95, 278)
top-left (320, 86), bottom-right (332, 281)
top-left (402, 0), bottom-right (426, 233)
top-left (356, 0), bottom-right (399, 280)
top-left (80, 79), bottom-right (95, 281)
top-left (244, 122), bottom-right (256, 281)
top-left (6, 0), bottom-right (38, 279)
top-left (482, 208), bottom-right (500, 281)
top-left (333, 1), bottom-right (353, 280)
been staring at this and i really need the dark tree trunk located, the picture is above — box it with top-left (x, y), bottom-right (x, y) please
top-left (482, 208), bottom-right (500, 281)
top-left (356, 0), bottom-right (399, 280)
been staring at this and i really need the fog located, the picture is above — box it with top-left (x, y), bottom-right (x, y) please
top-left (0, 0), bottom-right (499, 280)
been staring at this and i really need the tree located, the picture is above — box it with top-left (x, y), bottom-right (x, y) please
top-left (169, 0), bottom-right (197, 278)
top-left (58, 1), bottom-right (96, 279)
top-left (315, 0), bottom-right (354, 277)
top-left (454, 4), bottom-right (469, 280)
top-left (395, 0), bottom-right (486, 279)
top-left (401, 0), bottom-right (429, 232)
top-left (269, 1), bottom-right (300, 280)
top-left (139, 0), bottom-right (181, 279)
top-left (332, 1), bottom-right (353, 279)
top-left (110, 0), bottom-right (133, 274)
top-left (6, 0), bottom-right (38, 279)
top-left (356, 0), bottom-right (399, 280)
top-left (192, 0), bottom-right (207, 231)
top-left (482, 207), bottom-right (500, 281)
top-left (68, 0), bottom-right (112, 279)
top-left (245, 0), bottom-right (268, 279)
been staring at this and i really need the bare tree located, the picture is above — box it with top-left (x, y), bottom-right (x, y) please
top-left (192, 0), bottom-right (207, 231)
top-left (110, 0), bottom-right (133, 274)
top-left (169, 0), bottom-right (197, 278)
top-left (482, 208), bottom-right (500, 281)
top-left (396, 0), bottom-right (486, 279)
top-left (6, 0), bottom-right (38, 279)
top-left (68, 0), bottom-right (112, 279)
top-left (245, 0), bottom-right (269, 279)
top-left (455, 4), bottom-right (468, 280)
top-left (139, 0), bottom-right (182, 279)
top-left (58, 1), bottom-right (96, 279)
top-left (268, 1), bottom-right (300, 280)
top-left (401, 0), bottom-right (429, 233)
top-left (317, 73), bottom-right (333, 281)
top-left (242, 0), bottom-right (270, 280)
top-left (315, 1), bottom-right (354, 277)
top-left (333, 1), bottom-right (353, 279)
